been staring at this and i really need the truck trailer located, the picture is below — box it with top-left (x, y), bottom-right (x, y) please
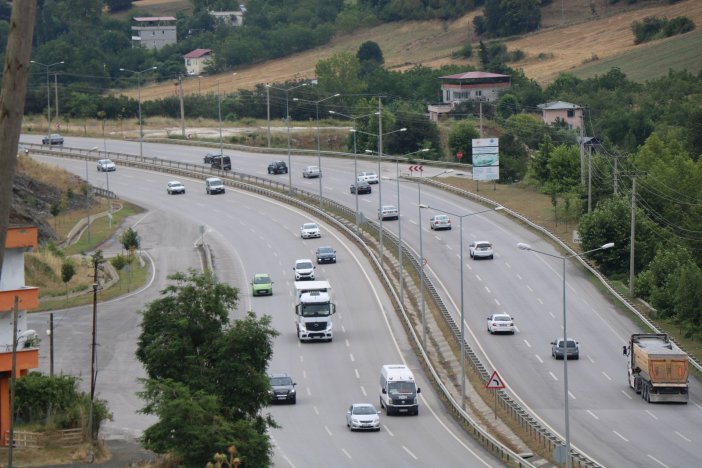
top-left (626, 333), bottom-right (689, 403)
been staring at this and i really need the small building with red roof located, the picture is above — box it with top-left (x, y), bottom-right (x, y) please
top-left (184, 49), bottom-right (214, 76)
top-left (428, 71), bottom-right (511, 121)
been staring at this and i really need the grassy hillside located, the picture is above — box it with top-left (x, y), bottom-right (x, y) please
top-left (130, 0), bottom-right (702, 98)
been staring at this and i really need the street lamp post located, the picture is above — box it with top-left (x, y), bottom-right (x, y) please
top-left (266, 83), bottom-right (308, 194)
top-left (330, 110), bottom-right (378, 233)
top-left (31, 60), bottom-right (64, 145)
top-left (517, 241), bottom-right (614, 468)
top-left (294, 93), bottom-right (340, 208)
top-left (420, 204), bottom-right (503, 408)
top-left (119, 66), bottom-right (157, 160)
top-left (85, 147), bottom-right (99, 242)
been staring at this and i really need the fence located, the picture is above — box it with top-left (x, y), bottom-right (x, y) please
top-left (6, 428), bottom-right (84, 448)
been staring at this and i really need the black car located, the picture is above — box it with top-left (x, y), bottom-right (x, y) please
top-left (350, 181), bottom-right (372, 194)
top-left (269, 373), bottom-right (297, 404)
top-left (268, 160), bottom-right (288, 174)
top-left (203, 152), bottom-right (222, 164)
top-left (211, 155), bottom-right (231, 170)
top-left (42, 133), bottom-right (64, 145)
top-left (315, 246), bottom-right (337, 264)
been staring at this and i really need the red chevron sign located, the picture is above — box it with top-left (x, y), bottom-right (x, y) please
top-left (408, 165), bottom-right (424, 172)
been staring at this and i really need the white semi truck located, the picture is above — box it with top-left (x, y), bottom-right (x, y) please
top-left (294, 281), bottom-right (335, 342)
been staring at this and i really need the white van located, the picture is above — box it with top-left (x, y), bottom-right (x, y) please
top-left (379, 364), bottom-right (420, 415)
top-left (205, 177), bottom-right (225, 194)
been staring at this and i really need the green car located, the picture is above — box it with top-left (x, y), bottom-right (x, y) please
top-left (251, 273), bottom-right (273, 296)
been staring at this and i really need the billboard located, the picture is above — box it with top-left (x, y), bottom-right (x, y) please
top-left (472, 138), bottom-right (499, 181)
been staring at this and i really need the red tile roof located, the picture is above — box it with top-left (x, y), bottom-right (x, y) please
top-left (184, 49), bottom-right (213, 59)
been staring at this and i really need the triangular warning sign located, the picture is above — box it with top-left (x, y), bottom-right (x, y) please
top-left (486, 370), bottom-right (505, 390)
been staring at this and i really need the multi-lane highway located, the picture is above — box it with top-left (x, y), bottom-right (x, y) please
top-left (26, 135), bottom-right (702, 467)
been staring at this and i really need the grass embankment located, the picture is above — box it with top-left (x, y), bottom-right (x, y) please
top-left (19, 158), bottom-right (148, 312)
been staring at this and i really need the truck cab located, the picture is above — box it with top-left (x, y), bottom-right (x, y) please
top-left (295, 284), bottom-right (335, 342)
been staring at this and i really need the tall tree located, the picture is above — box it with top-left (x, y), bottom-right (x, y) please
top-left (0, 0), bottom-right (37, 283)
top-left (136, 270), bottom-right (278, 466)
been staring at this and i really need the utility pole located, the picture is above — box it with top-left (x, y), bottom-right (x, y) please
top-left (629, 175), bottom-right (637, 298)
top-left (49, 312), bottom-right (54, 377)
top-left (178, 75), bottom-right (185, 138)
top-left (53, 72), bottom-right (60, 120)
top-left (88, 250), bottom-right (103, 460)
top-left (579, 125), bottom-right (585, 187)
top-left (587, 143), bottom-right (592, 213)
top-left (8, 296), bottom-right (19, 466)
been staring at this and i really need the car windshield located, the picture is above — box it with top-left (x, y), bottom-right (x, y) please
top-left (493, 315), bottom-right (510, 322)
top-left (477, 243), bottom-right (491, 249)
top-left (303, 224), bottom-right (317, 230)
top-left (318, 248), bottom-right (333, 254)
top-left (561, 340), bottom-right (577, 348)
top-left (296, 262), bottom-right (313, 269)
top-left (209, 180), bottom-right (223, 186)
top-left (352, 405), bottom-right (376, 415)
top-left (300, 303), bottom-right (331, 317)
top-left (254, 276), bottom-right (271, 284)
top-left (388, 381), bottom-right (416, 395)
top-left (435, 215), bottom-right (448, 221)
top-left (270, 377), bottom-right (292, 386)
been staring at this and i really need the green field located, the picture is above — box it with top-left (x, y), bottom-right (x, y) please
top-left (570, 30), bottom-right (702, 82)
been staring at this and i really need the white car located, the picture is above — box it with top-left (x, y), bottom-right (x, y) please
top-left (378, 205), bottom-right (399, 220)
top-left (293, 259), bottom-right (315, 281)
top-left (97, 159), bottom-right (116, 172)
top-left (487, 313), bottom-right (515, 334)
top-left (300, 222), bottom-right (321, 239)
top-left (303, 165), bottom-right (321, 178)
top-left (346, 403), bottom-right (380, 431)
top-left (166, 180), bottom-right (185, 195)
top-left (469, 241), bottom-right (494, 259)
top-left (358, 171), bottom-right (379, 184)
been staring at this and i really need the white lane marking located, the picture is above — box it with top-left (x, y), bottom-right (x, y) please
top-left (675, 431), bottom-right (691, 442)
top-left (325, 426), bottom-right (332, 436)
top-left (548, 311), bottom-right (555, 319)
top-left (475, 274), bottom-right (482, 282)
top-left (549, 372), bottom-right (558, 381)
top-left (568, 390), bottom-right (575, 400)
top-left (345, 338), bottom-right (350, 347)
top-left (306, 387), bottom-right (311, 396)
top-left (526, 285), bottom-right (533, 292)
top-left (341, 448), bottom-right (352, 459)
top-left (621, 390), bottom-right (633, 400)
top-left (586, 410), bottom-right (599, 420)
top-left (484, 286), bottom-right (491, 293)
top-left (535, 354), bottom-right (544, 364)
top-left (537, 298), bottom-right (544, 305)
top-left (516, 272), bottom-right (522, 280)
top-left (645, 410), bottom-right (658, 420)
top-left (647, 454), bottom-right (669, 468)
top-left (602, 372), bottom-right (612, 381)
top-left (494, 298), bottom-right (501, 306)
top-left (694, 401), bottom-right (702, 410)
top-left (349, 353), bottom-right (355, 362)
top-left (613, 431), bottom-right (629, 442)
top-left (505, 262), bottom-right (512, 269)
top-left (383, 425), bottom-right (394, 436)
top-left (402, 446), bottom-right (418, 460)
top-left (361, 386), bottom-right (367, 397)
top-left (341, 325), bottom-right (346, 333)
top-left (587, 356), bottom-right (595, 363)
top-left (302, 370), bottom-right (307, 379)
top-left (299, 355), bottom-right (304, 363)
top-left (354, 368), bottom-right (360, 379)
top-left (447, 245), bottom-right (453, 251)
top-left (313, 406), bottom-right (319, 415)
top-left (523, 339), bottom-right (532, 348)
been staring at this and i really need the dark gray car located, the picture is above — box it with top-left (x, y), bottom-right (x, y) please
top-left (316, 246), bottom-right (337, 264)
top-left (551, 338), bottom-right (579, 360)
top-left (269, 373), bottom-right (297, 404)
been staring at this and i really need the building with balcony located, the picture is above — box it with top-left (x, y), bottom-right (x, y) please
top-left (428, 71), bottom-right (512, 121)
top-left (0, 225), bottom-right (39, 446)
top-left (131, 16), bottom-right (177, 50)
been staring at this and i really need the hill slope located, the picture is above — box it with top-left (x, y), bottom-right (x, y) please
top-left (134, 0), bottom-right (702, 99)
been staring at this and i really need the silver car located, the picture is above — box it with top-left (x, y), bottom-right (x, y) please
top-left (303, 165), bottom-right (321, 178)
top-left (378, 205), bottom-right (399, 220)
top-left (346, 403), bottom-right (380, 431)
top-left (551, 338), bottom-right (580, 360)
top-left (429, 214), bottom-right (452, 230)
top-left (469, 241), bottom-right (494, 259)
top-left (166, 180), bottom-right (185, 195)
top-left (97, 159), bottom-right (116, 172)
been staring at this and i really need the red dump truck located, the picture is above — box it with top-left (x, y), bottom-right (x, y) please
top-left (626, 333), bottom-right (689, 403)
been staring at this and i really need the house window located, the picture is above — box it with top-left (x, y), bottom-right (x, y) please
top-left (475, 90), bottom-right (482, 97)
top-left (567, 109), bottom-right (575, 118)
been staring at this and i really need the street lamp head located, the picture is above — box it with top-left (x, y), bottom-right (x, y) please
top-left (364, 149), bottom-right (375, 154)
top-left (419, 204), bottom-right (430, 209)
top-left (601, 242), bottom-right (615, 249)
top-left (399, 128), bottom-right (407, 132)
top-left (494, 206), bottom-right (504, 211)
top-left (517, 243), bottom-right (532, 251)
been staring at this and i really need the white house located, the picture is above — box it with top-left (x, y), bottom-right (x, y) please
top-left (184, 49), bottom-right (214, 76)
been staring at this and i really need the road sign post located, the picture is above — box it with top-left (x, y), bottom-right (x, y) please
top-left (486, 370), bottom-right (505, 419)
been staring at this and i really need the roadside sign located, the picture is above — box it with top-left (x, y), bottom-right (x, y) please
top-left (457, 152), bottom-right (463, 160)
top-left (486, 370), bottom-right (505, 390)
top-left (408, 165), bottom-right (424, 172)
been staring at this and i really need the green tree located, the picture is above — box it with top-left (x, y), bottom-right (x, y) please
top-left (136, 270), bottom-right (278, 466)
top-left (504, 113), bottom-right (546, 150)
top-left (636, 244), bottom-right (696, 317)
top-left (498, 132), bottom-right (529, 183)
top-left (447, 120), bottom-right (479, 163)
top-left (61, 261), bottom-right (76, 297)
top-left (120, 227), bottom-right (140, 252)
top-left (357, 40), bottom-right (384, 75)
top-left (482, 0), bottom-right (541, 37)
top-left (315, 51), bottom-right (367, 96)
top-left (544, 144), bottom-right (580, 194)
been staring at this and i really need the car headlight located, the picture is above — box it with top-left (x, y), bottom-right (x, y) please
top-left (290, 389), bottom-right (296, 394)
